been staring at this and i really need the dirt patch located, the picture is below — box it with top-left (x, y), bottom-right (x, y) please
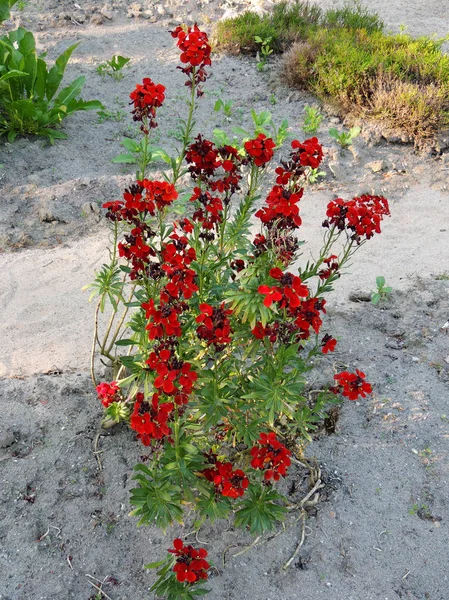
top-left (1, 280), bottom-right (448, 599)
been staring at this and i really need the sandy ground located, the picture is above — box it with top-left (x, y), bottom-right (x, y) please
top-left (1, 1), bottom-right (449, 599)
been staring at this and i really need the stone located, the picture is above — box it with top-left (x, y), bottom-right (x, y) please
top-left (90, 14), bottom-right (103, 25)
top-left (436, 131), bottom-right (449, 152)
top-left (27, 174), bottom-right (41, 186)
top-left (100, 8), bottom-right (113, 20)
top-left (38, 198), bottom-right (68, 224)
top-left (0, 431), bottom-right (15, 449)
top-left (157, 4), bottom-right (166, 14)
top-left (328, 161), bottom-right (343, 180)
top-left (349, 145), bottom-right (360, 162)
top-left (365, 160), bottom-right (388, 173)
top-left (72, 12), bottom-right (86, 23)
top-left (329, 117), bottom-right (341, 125)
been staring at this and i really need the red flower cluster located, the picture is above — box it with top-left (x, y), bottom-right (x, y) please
top-left (130, 392), bottom-right (174, 445)
top-left (144, 335), bottom-right (197, 405)
top-left (185, 138), bottom-right (244, 215)
top-left (160, 232), bottom-right (199, 302)
top-left (321, 333), bottom-right (337, 354)
top-left (168, 538), bottom-right (209, 584)
top-left (291, 137), bottom-right (323, 169)
top-left (118, 226), bottom-right (156, 280)
top-left (252, 320), bottom-right (298, 344)
top-left (255, 268), bottom-right (326, 342)
top-left (186, 135), bottom-right (221, 180)
top-left (318, 255), bottom-right (339, 281)
top-left (202, 460), bottom-right (249, 498)
top-left (130, 78), bottom-right (166, 132)
top-left (143, 299), bottom-right (183, 339)
top-left (244, 133), bottom-right (276, 167)
top-left (252, 138), bottom-right (322, 266)
top-left (103, 180), bottom-right (178, 280)
top-left (293, 296), bottom-right (326, 338)
top-left (141, 179), bottom-right (178, 212)
top-left (190, 187), bottom-right (223, 237)
top-left (96, 381), bottom-right (120, 408)
top-left (324, 194), bottom-right (390, 242)
top-left (331, 369), bottom-right (373, 400)
top-left (274, 137), bottom-right (324, 188)
top-left (258, 268), bottom-right (309, 309)
top-left (196, 303), bottom-right (233, 350)
top-left (255, 185), bottom-right (303, 231)
top-left (250, 432), bottom-right (291, 481)
top-left (171, 24), bottom-right (211, 93)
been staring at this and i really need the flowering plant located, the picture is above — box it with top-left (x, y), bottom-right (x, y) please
top-left (87, 24), bottom-right (389, 599)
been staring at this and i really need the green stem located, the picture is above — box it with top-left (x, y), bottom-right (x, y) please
top-left (171, 73), bottom-right (197, 185)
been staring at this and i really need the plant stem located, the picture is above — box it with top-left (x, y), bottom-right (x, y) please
top-left (171, 73), bottom-right (197, 185)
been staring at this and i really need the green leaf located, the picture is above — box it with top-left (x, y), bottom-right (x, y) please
top-left (114, 338), bottom-right (136, 346)
top-left (34, 57), bottom-right (48, 100)
top-left (0, 69), bottom-right (27, 83)
top-left (111, 153), bottom-right (136, 164)
top-left (120, 137), bottom-right (140, 152)
top-left (53, 75), bottom-right (85, 107)
top-left (46, 42), bottom-right (80, 101)
top-left (371, 293), bottom-right (380, 305)
top-left (376, 275), bottom-right (385, 288)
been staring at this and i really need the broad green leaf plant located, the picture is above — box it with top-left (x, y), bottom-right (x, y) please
top-left (0, 27), bottom-right (102, 142)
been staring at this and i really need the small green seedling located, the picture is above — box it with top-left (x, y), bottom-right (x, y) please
top-left (303, 105), bottom-right (322, 134)
top-left (97, 55), bottom-right (131, 81)
top-left (254, 35), bottom-right (273, 71)
top-left (329, 125), bottom-right (361, 149)
top-left (371, 276), bottom-right (392, 305)
top-left (307, 167), bottom-right (326, 184)
top-left (214, 98), bottom-right (233, 118)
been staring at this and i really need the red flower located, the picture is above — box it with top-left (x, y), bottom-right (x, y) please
top-left (96, 381), bottom-right (120, 407)
top-left (258, 284), bottom-right (283, 307)
top-left (130, 392), bottom-right (174, 445)
top-left (171, 24), bottom-right (211, 94)
top-left (202, 461), bottom-right (249, 498)
top-left (186, 135), bottom-right (221, 180)
top-left (130, 78), bottom-right (165, 131)
top-left (321, 334), bottom-right (337, 354)
top-left (318, 255), bottom-right (339, 280)
top-left (140, 179), bottom-right (178, 211)
top-left (258, 271), bottom-right (309, 310)
top-left (255, 185), bottom-right (303, 231)
top-left (324, 195), bottom-right (390, 242)
top-left (196, 303), bottom-right (233, 350)
top-left (250, 432), bottom-right (291, 481)
top-left (332, 369), bottom-right (373, 400)
top-left (168, 538), bottom-right (209, 584)
top-left (244, 134), bottom-right (276, 167)
top-left (291, 137), bottom-right (323, 169)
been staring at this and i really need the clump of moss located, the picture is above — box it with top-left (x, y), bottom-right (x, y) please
top-left (213, 0), bottom-right (449, 147)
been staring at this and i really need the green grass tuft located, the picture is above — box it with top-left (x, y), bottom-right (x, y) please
top-left (213, 0), bottom-right (449, 146)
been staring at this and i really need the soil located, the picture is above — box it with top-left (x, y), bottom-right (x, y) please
top-left (1, 1), bottom-right (449, 599)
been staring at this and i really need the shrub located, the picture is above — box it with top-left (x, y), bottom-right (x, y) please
top-left (0, 27), bottom-right (103, 142)
top-left (88, 25), bottom-right (390, 600)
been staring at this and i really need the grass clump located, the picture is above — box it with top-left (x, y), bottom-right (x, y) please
top-left (213, 0), bottom-right (449, 147)
top-left (213, 1), bottom-right (321, 54)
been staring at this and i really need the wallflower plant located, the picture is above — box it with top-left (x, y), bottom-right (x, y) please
top-left (87, 24), bottom-right (390, 600)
